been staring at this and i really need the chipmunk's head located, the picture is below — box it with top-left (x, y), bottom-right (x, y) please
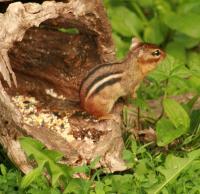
top-left (130, 38), bottom-right (166, 75)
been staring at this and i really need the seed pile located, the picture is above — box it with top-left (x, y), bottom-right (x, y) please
top-left (12, 95), bottom-right (74, 142)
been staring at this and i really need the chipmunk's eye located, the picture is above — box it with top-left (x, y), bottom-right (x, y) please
top-left (152, 49), bottom-right (160, 56)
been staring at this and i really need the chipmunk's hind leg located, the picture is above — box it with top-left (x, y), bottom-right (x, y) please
top-left (84, 95), bottom-right (114, 117)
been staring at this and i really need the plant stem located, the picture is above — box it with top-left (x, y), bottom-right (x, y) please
top-left (155, 78), bottom-right (169, 123)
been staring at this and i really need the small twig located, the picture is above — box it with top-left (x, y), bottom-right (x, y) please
top-left (137, 107), bottom-right (142, 130)
top-left (155, 96), bottom-right (164, 123)
top-left (155, 78), bottom-right (169, 123)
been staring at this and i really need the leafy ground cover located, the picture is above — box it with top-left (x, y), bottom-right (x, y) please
top-left (0, 0), bottom-right (200, 193)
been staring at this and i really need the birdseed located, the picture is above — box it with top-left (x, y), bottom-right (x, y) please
top-left (12, 95), bottom-right (74, 142)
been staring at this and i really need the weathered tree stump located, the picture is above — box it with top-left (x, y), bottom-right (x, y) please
top-left (0, 0), bottom-right (128, 173)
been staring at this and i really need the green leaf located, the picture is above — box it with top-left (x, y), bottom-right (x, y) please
top-left (112, 33), bottom-right (129, 59)
top-left (123, 150), bottom-right (134, 162)
top-left (173, 33), bottom-right (199, 49)
top-left (156, 99), bottom-right (191, 146)
top-left (170, 65), bottom-right (191, 78)
top-left (20, 137), bottom-right (72, 187)
top-left (58, 28), bottom-right (79, 35)
top-left (164, 12), bottom-right (200, 38)
top-left (20, 137), bottom-right (44, 157)
top-left (111, 175), bottom-right (133, 193)
top-left (149, 55), bottom-right (176, 82)
top-left (163, 98), bottom-right (190, 130)
top-left (147, 149), bottom-right (200, 194)
top-left (182, 110), bottom-right (200, 146)
top-left (178, 0), bottom-right (200, 14)
top-left (187, 52), bottom-right (200, 77)
top-left (64, 179), bottom-right (91, 194)
top-left (42, 150), bottom-right (63, 162)
top-left (187, 76), bottom-right (200, 94)
top-left (144, 18), bottom-right (165, 44)
top-left (50, 164), bottom-right (67, 187)
top-left (131, 97), bottom-right (150, 111)
top-left (166, 41), bottom-right (186, 65)
top-left (73, 165), bottom-right (90, 175)
top-left (154, 0), bottom-right (172, 15)
top-left (123, 149), bottom-right (136, 168)
top-left (108, 6), bottom-right (143, 37)
top-left (166, 76), bottom-right (190, 95)
top-left (95, 181), bottom-right (105, 194)
top-left (90, 157), bottom-right (101, 169)
top-left (135, 160), bottom-right (148, 178)
top-left (190, 109), bottom-right (200, 132)
top-left (156, 118), bottom-right (183, 146)
top-left (0, 164), bottom-right (7, 176)
top-left (137, 0), bottom-right (153, 7)
top-left (183, 95), bottom-right (199, 114)
top-left (21, 165), bottom-right (44, 189)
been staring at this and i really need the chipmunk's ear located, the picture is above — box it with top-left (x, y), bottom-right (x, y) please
top-left (130, 37), bottom-right (142, 50)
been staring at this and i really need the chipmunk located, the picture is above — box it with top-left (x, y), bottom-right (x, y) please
top-left (79, 38), bottom-right (166, 118)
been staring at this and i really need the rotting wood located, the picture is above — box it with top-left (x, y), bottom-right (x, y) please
top-left (0, 0), bottom-right (127, 173)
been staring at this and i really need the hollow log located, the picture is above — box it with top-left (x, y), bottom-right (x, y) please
top-left (0, 0), bottom-right (128, 173)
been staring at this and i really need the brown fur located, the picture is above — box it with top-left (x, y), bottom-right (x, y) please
top-left (80, 39), bottom-right (166, 118)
